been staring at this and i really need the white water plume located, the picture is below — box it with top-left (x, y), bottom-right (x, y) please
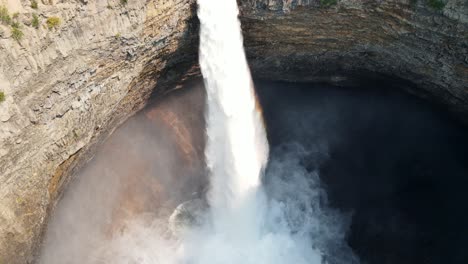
top-left (39, 0), bottom-right (358, 263)
top-left (198, 0), bottom-right (269, 224)
top-left (180, 0), bottom-right (354, 264)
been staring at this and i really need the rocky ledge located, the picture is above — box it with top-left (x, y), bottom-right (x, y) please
top-left (0, 0), bottom-right (466, 263)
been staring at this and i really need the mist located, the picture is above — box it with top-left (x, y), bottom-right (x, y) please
top-left (39, 77), bottom-right (468, 264)
top-left (40, 0), bottom-right (359, 261)
top-left (39, 82), bottom-right (208, 264)
top-left (39, 0), bottom-right (468, 262)
top-left (256, 79), bottom-right (468, 264)
top-left (39, 79), bottom-right (358, 264)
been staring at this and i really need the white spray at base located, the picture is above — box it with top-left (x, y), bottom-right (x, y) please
top-left (198, 0), bottom-right (268, 228)
top-left (38, 0), bottom-right (359, 262)
top-left (102, 0), bottom-right (358, 263)
top-left (180, 0), bottom-right (332, 263)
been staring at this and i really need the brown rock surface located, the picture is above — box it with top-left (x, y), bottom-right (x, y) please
top-left (39, 80), bottom-right (206, 264)
top-left (0, 0), bottom-right (198, 262)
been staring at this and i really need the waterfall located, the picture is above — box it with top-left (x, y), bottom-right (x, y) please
top-left (42, 1), bottom-right (358, 263)
top-left (190, 1), bottom-right (324, 263)
top-left (198, 0), bottom-right (269, 214)
top-left (191, 2), bottom-right (359, 264)
top-left (39, 2), bottom-right (359, 263)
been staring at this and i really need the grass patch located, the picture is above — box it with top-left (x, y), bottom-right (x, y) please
top-left (0, 5), bottom-right (11, 25)
top-left (427, 0), bottom-right (445, 10)
top-left (320, 0), bottom-right (337, 7)
top-left (0, 91), bottom-right (5, 103)
top-left (11, 23), bottom-right (23, 41)
top-left (11, 21), bottom-right (20, 28)
top-left (32, 14), bottom-right (39, 29)
top-left (46, 16), bottom-right (60, 29)
top-left (31, 0), bottom-right (38, 9)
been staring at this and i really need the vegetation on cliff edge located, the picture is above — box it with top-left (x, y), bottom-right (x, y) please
top-left (32, 14), bottom-right (39, 29)
top-left (46, 16), bottom-right (60, 29)
top-left (11, 22), bottom-right (23, 41)
top-left (320, 0), bottom-right (337, 7)
top-left (0, 5), bottom-right (11, 25)
top-left (427, 0), bottom-right (445, 10)
top-left (411, 0), bottom-right (446, 10)
top-left (31, 0), bottom-right (38, 9)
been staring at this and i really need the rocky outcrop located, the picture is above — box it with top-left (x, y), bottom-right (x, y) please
top-left (0, 0), bottom-right (466, 263)
top-left (240, 0), bottom-right (467, 122)
top-left (0, 0), bottom-right (197, 263)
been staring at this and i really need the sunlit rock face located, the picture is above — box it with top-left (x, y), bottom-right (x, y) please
top-left (0, 1), bottom-right (198, 263)
top-left (39, 80), bottom-right (207, 264)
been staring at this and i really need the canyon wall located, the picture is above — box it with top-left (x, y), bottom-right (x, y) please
top-left (240, 0), bottom-right (467, 121)
top-left (0, 0), bottom-right (197, 263)
top-left (0, 0), bottom-right (466, 263)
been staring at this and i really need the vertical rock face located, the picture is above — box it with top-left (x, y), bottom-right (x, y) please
top-left (0, 0), bottom-right (197, 263)
top-left (39, 80), bottom-right (207, 264)
top-left (239, 0), bottom-right (467, 122)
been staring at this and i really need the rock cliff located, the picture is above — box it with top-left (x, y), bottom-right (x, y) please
top-left (0, 0), bottom-right (466, 263)
top-left (240, 0), bottom-right (467, 121)
top-left (0, 0), bottom-right (197, 262)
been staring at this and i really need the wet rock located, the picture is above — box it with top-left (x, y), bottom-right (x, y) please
top-left (168, 199), bottom-right (208, 236)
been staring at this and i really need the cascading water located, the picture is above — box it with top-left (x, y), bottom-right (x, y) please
top-left (183, 1), bottom-right (359, 263)
top-left (40, 1), bottom-right (358, 263)
top-left (198, 0), bottom-right (268, 226)
top-left (180, 0), bottom-right (340, 264)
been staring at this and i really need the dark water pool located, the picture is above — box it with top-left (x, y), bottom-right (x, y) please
top-left (256, 79), bottom-right (468, 264)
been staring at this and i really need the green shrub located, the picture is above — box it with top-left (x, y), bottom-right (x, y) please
top-left (11, 25), bottom-right (23, 41)
top-left (0, 6), bottom-right (11, 25)
top-left (46, 16), bottom-right (60, 29)
top-left (11, 21), bottom-right (20, 28)
top-left (12, 12), bottom-right (19, 19)
top-left (0, 91), bottom-right (5, 103)
top-left (31, 0), bottom-right (38, 9)
top-left (32, 14), bottom-right (39, 29)
top-left (427, 0), bottom-right (445, 10)
top-left (320, 0), bottom-right (337, 7)
top-left (120, 0), bottom-right (128, 5)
